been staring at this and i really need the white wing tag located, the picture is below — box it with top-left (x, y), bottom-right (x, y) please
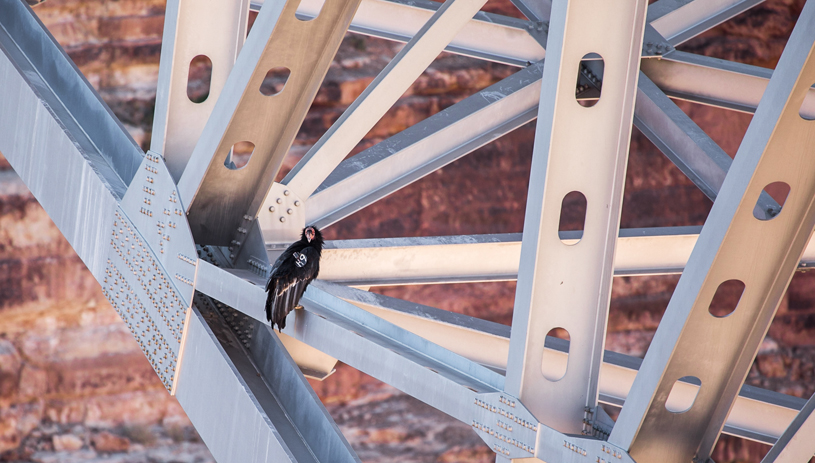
top-left (293, 252), bottom-right (307, 268)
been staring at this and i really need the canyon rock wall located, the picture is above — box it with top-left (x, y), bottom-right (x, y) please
top-left (0, 0), bottom-right (812, 462)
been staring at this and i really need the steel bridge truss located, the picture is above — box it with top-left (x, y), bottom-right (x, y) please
top-left (2, 0), bottom-right (815, 461)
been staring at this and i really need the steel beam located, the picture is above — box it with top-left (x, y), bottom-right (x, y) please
top-left (306, 61), bottom-right (543, 229)
top-left (177, 295), bottom-right (360, 463)
top-left (0, 6), bottom-right (351, 462)
top-left (151, 0), bottom-right (249, 182)
top-left (177, 0), bottom-right (360, 246)
top-left (273, 228), bottom-right (815, 286)
top-left (648, 0), bottom-right (765, 46)
top-left (642, 51), bottom-right (815, 117)
top-left (193, 271), bottom-right (810, 449)
top-left (609, 4), bottom-right (815, 461)
top-left (505, 0), bottom-right (647, 435)
top-left (307, 65), bottom-right (779, 231)
top-left (761, 393), bottom-right (815, 463)
top-left (635, 72), bottom-right (781, 218)
top-left (282, 0), bottom-right (492, 202)
top-left (252, 0), bottom-right (546, 67)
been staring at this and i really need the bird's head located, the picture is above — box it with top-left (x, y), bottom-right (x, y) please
top-left (304, 226), bottom-right (319, 243)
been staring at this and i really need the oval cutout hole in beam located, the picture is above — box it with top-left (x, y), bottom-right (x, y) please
top-left (799, 83), bottom-right (815, 120)
top-left (665, 376), bottom-right (701, 413)
top-left (224, 141), bottom-right (255, 170)
top-left (541, 328), bottom-right (569, 382)
top-left (708, 279), bottom-right (745, 318)
top-left (187, 55), bottom-right (213, 104)
top-left (559, 191), bottom-right (587, 245)
top-left (260, 67), bottom-right (291, 96)
top-left (753, 181), bottom-right (790, 220)
top-left (295, 0), bottom-right (326, 20)
top-left (576, 53), bottom-right (604, 107)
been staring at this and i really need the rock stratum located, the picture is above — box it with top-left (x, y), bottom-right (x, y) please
top-left (0, 0), bottom-right (813, 462)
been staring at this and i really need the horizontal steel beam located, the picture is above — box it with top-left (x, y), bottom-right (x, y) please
top-left (642, 51), bottom-right (815, 117)
top-left (276, 228), bottom-right (815, 286)
top-left (194, 272), bottom-right (808, 447)
top-left (252, 0), bottom-right (545, 67)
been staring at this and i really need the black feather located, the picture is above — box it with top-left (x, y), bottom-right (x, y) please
top-left (265, 226), bottom-right (323, 331)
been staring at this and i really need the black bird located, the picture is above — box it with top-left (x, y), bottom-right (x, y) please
top-left (265, 226), bottom-right (324, 332)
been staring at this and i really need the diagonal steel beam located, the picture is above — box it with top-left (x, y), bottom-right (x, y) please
top-left (609, 3), bottom-right (815, 461)
top-left (0, 4), bottom-right (356, 461)
top-left (177, 0), bottom-right (361, 246)
top-left (647, 0), bottom-right (766, 46)
top-left (305, 61), bottom-right (543, 229)
top-left (179, 295), bottom-right (360, 462)
top-left (194, 266), bottom-right (813, 451)
top-left (282, 0), bottom-right (491, 202)
top-left (761, 393), bottom-right (815, 463)
top-left (506, 0), bottom-right (647, 436)
top-left (151, 0), bottom-right (249, 182)
top-left (635, 72), bottom-right (781, 218)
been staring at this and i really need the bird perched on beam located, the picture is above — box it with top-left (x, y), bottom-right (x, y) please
top-left (265, 226), bottom-right (324, 332)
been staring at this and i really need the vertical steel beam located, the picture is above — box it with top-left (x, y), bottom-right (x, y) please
top-left (608, 3), bottom-right (815, 461)
top-left (504, 0), bottom-right (647, 435)
top-left (151, 0), bottom-right (249, 182)
top-left (177, 0), bottom-right (361, 246)
top-left (282, 0), bottom-right (491, 200)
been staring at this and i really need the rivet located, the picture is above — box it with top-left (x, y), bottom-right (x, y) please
top-left (280, 217), bottom-right (286, 223)
top-left (283, 190), bottom-right (290, 196)
top-left (294, 200), bottom-right (301, 207)
top-left (269, 206), bottom-right (275, 212)
top-left (276, 198), bottom-right (283, 204)
top-left (287, 208), bottom-right (293, 215)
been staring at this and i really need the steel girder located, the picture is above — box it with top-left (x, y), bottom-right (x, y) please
top-left (4, 0), bottom-right (815, 462)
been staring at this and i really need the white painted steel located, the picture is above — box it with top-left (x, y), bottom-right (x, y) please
top-left (609, 3), bottom-right (815, 461)
top-left (305, 62), bottom-right (543, 229)
top-left (253, 0), bottom-right (546, 67)
top-left (643, 51), bottom-right (815, 117)
top-left (761, 394), bottom-right (815, 463)
top-left (648, 0), bottom-right (766, 46)
top-left (505, 0), bottom-right (648, 435)
top-left (151, 0), bottom-right (249, 182)
top-left (177, 0), bottom-right (360, 246)
top-left (7, 0), bottom-right (815, 460)
top-left (283, 0), bottom-right (491, 200)
top-left (309, 228), bottom-right (815, 285)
